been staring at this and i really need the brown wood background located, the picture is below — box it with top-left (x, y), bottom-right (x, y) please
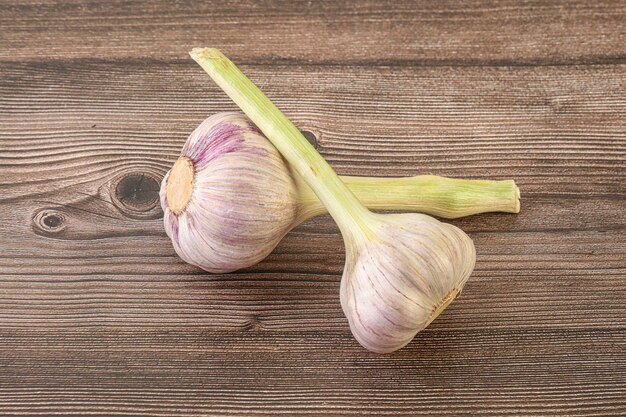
top-left (1, 0), bottom-right (625, 415)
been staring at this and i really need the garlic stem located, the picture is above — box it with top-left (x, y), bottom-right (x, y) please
top-left (294, 175), bottom-right (520, 223)
top-left (190, 48), bottom-right (373, 238)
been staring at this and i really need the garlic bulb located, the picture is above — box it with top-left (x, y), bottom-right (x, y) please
top-left (162, 112), bottom-right (518, 274)
top-left (341, 213), bottom-right (474, 352)
top-left (161, 112), bottom-right (299, 273)
top-left (191, 48), bottom-right (480, 352)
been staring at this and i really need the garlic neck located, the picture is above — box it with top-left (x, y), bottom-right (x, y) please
top-left (165, 156), bottom-right (195, 215)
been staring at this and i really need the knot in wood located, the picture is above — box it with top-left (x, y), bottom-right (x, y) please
top-left (43, 214), bottom-right (63, 228)
top-left (300, 129), bottom-right (319, 149)
top-left (32, 208), bottom-right (67, 236)
top-left (114, 173), bottom-right (160, 213)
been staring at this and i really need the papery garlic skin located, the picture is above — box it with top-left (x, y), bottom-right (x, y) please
top-left (160, 112), bottom-right (299, 273)
top-left (341, 213), bottom-right (476, 353)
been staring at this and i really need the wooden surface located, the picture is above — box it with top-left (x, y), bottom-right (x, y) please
top-left (1, 0), bottom-right (625, 415)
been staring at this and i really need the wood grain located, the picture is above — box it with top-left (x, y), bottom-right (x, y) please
top-left (0, 0), bottom-right (624, 65)
top-left (1, 0), bottom-right (625, 415)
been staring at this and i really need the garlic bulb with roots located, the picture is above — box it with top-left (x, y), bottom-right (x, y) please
top-left (191, 48), bottom-right (482, 352)
top-left (161, 112), bottom-right (518, 274)
top-left (341, 213), bottom-right (474, 352)
top-left (161, 112), bottom-right (299, 273)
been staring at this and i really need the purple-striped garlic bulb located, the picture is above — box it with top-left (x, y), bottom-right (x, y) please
top-left (340, 213), bottom-right (475, 352)
top-left (160, 112), bottom-right (299, 273)
top-left (161, 112), bottom-right (518, 274)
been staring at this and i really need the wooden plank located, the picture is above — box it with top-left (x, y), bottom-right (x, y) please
top-left (0, 0), bottom-right (624, 65)
top-left (2, 62), bottom-right (624, 201)
top-left (0, 328), bottom-right (625, 416)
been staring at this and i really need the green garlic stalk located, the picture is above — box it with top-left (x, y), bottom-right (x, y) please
top-left (190, 48), bottom-right (488, 352)
top-left (297, 174), bottom-right (519, 222)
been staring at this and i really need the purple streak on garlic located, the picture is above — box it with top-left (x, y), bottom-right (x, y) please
top-left (160, 112), bottom-right (299, 273)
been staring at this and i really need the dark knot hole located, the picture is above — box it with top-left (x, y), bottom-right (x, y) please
top-left (300, 130), bottom-right (319, 149)
top-left (115, 173), bottom-right (160, 212)
top-left (43, 214), bottom-right (63, 228)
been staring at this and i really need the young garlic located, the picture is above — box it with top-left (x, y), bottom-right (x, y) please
top-left (190, 48), bottom-right (486, 352)
top-left (161, 112), bottom-right (519, 274)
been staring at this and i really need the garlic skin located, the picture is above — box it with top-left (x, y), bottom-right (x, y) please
top-left (341, 213), bottom-right (475, 353)
top-left (160, 112), bottom-right (299, 273)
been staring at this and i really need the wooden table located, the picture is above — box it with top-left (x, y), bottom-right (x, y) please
top-left (1, 1), bottom-right (625, 415)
